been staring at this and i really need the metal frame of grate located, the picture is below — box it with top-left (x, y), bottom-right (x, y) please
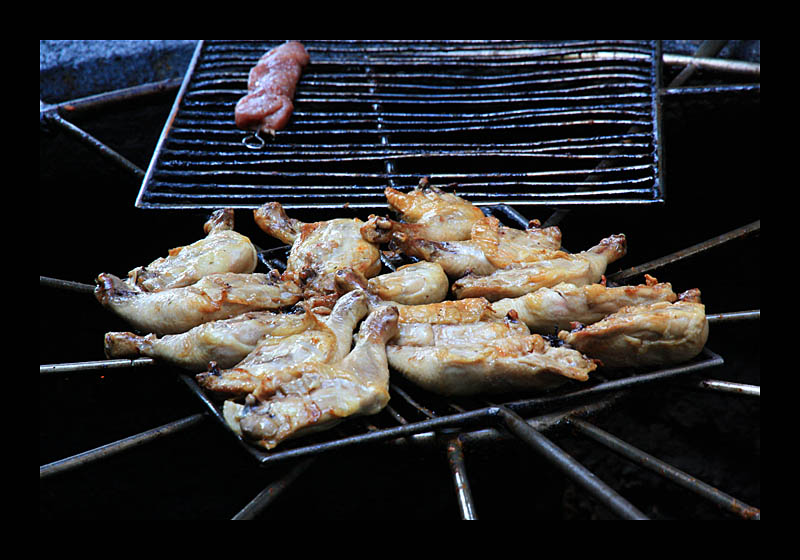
top-left (136, 39), bottom-right (664, 210)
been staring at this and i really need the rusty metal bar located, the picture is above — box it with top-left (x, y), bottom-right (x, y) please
top-left (40, 275), bottom-right (94, 294)
top-left (446, 435), bottom-right (478, 520)
top-left (49, 78), bottom-right (182, 114)
top-left (497, 406), bottom-right (648, 519)
top-left (39, 413), bottom-right (206, 479)
top-left (707, 310), bottom-right (760, 324)
top-left (690, 379), bottom-right (760, 397)
top-left (42, 110), bottom-right (145, 179)
top-left (607, 220), bottom-right (760, 283)
top-left (565, 416), bottom-right (760, 520)
top-left (231, 458), bottom-right (315, 520)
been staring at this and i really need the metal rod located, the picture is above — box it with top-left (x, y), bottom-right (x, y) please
top-left (497, 406), bottom-right (648, 520)
top-left (40, 275), bottom-right (94, 294)
top-left (607, 220), bottom-right (760, 283)
top-left (40, 413), bottom-right (206, 479)
top-left (446, 435), bottom-right (478, 520)
top-left (49, 78), bottom-right (182, 114)
top-left (668, 40), bottom-right (729, 88)
top-left (231, 458), bottom-right (315, 520)
top-left (40, 358), bottom-right (155, 375)
top-left (662, 54), bottom-right (760, 77)
top-left (691, 379), bottom-right (760, 397)
top-left (565, 417), bottom-right (760, 520)
top-left (662, 84), bottom-right (760, 98)
top-left (707, 310), bottom-right (760, 324)
top-left (44, 111), bottom-right (145, 179)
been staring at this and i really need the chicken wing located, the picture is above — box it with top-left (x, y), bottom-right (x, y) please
top-left (360, 179), bottom-right (486, 243)
top-left (558, 288), bottom-right (709, 368)
top-left (223, 304), bottom-right (399, 450)
top-left (195, 289), bottom-right (371, 399)
top-left (490, 275), bottom-right (677, 334)
top-left (104, 310), bottom-right (312, 371)
top-left (95, 271), bottom-right (302, 336)
top-left (124, 209), bottom-right (258, 293)
top-left (254, 202), bottom-right (382, 312)
top-left (451, 234), bottom-right (627, 301)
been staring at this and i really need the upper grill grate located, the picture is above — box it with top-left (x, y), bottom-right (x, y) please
top-left (137, 40), bottom-right (663, 210)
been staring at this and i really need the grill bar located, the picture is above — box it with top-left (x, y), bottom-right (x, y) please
top-left (39, 413), bottom-right (205, 479)
top-left (498, 406), bottom-right (648, 519)
top-left (446, 436), bottom-right (478, 520)
top-left (566, 417), bottom-right (761, 520)
top-left (137, 40), bottom-right (663, 209)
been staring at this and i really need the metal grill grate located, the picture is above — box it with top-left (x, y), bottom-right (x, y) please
top-left (137, 40), bottom-right (663, 210)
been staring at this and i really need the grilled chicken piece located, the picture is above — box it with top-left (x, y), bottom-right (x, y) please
top-left (333, 267), bottom-right (491, 324)
top-left (333, 269), bottom-right (594, 396)
top-left (389, 234), bottom-right (496, 278)
top-left (196, 289), bottom-right (371, 399)
top-left (558, 288), bottom-right (709, 368)
top-left (389, 216), bottom-right (563, 279)
top-left (95, 271), bottom-right (302, 336)
top-left (104, 310), bottom-right (312, 371)
top-left (234, 41), bottom-right (310, 134)
top-left (452, 234), bottom-right (627, 301)
top-left (254, 202), bottom-right (382, 312)
top-left (490, 275), bottom-right (677, 334)
top-left (365, 261), bottom-right (449, 305)
top-left (223, 304), bottom-right (399, 450)
top-left (361, 179), bottom-right (486, 244)
top-left (387, 319), bottom-right (596, 396)
top-left (125, 209), bottom-right (257, 293)
top-left (470, 215), bottom-right (562, 269)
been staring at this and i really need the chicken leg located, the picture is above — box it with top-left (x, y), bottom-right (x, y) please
top-left (223, 305), bottom-right (399, 449)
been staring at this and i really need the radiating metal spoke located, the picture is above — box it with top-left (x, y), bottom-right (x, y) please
top-left (608, 221), bottom-right (760, 283)
top-left (566, 417), bottom-right (760, 520)
top-left (498, 406), bottom-right (648, 520)
top-left (40, 358), bottom-right (155, 375)
top-left (692, 379), bottom-right (760, 397)
top-left (446, 435), bottom-right (478, 520)
top-left (40, 414), bottom-right (206, 479)
top-left (232, 458), bottom-right (315, 520)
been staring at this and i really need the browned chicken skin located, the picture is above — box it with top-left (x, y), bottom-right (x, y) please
top-left (125, 208), bottom-right (257, 293)
top-left (451, 234), bottom-right (627, 301)
top-left (558, 288), bottom-right (709, 368)
top-left (361, 179), bottom-right (486, 244)
top-left (104, 310), bottom-right (312, 371)
top-left (254, 202), bottom-right (382, 312)
top-left (389, 215), bottom-right (563, 279)
top-left (95, 271), bottom-right (302, 336)
top-left (490, 274), bottom-right (677, 334)
top-left (92, 182), bottom-right (712, 450)
top-left (196, 289), bottom-right (372, 399)
top-left (223, 303), bottom-right (400, 450)
top-left (386, 309), bottom-right (596, 396)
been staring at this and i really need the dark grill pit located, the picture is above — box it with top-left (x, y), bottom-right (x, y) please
top-left (40, 40), bottom-right (759, 520)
